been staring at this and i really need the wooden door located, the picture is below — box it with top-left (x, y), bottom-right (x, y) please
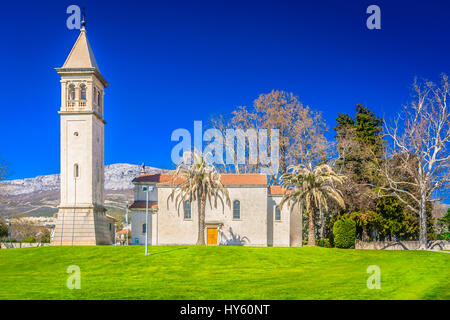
top-left (207, 227), bottom-right (217, 245)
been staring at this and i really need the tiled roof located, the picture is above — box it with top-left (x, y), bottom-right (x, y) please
top-left (129, 201), bottom-right (158, 210)
top-left (116, 229), bottom-right (129, 235)
top-left (220, 174), bottom-right (267, 185)
top-left (133, 173), bottom-right (173, 184)
top-left (133, 173), bottom-right (267, 186)
top-left (268, 185), bottom-right (289, 195)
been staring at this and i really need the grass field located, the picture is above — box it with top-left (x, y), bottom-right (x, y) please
top-left (0, 246), bottom-right (448, 300)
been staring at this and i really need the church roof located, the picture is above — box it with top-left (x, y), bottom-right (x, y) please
top-left (129, 201), bottom-right (158, 210)
top-left (268, 185), bottom-right (289, 195)
top-left (133, 173), bottom-right (268, 186)
top-left (61, 28), bottom-right (99, 70)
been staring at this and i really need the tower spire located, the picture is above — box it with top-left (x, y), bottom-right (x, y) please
top-left (81, 7), bottom-right (86, 31)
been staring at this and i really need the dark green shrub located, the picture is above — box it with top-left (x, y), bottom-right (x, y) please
top-left (333, 218), bottom-right (356, 249)
top-left (0, 221), bottom-right (8, 239)
top-left (23, 236), bottom-right (36, 243)
top-left (315, 238), bottom-right (332, 248)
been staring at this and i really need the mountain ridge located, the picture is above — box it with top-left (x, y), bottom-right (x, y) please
top-left (0, 163), bottom-right (165, 217)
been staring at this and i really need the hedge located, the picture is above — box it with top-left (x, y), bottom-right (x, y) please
top-left (333, 218), bottom-right (356, 249)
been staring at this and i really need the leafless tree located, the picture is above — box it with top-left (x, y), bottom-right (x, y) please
top-left (0, 156), bottom-right (8, 202)
top-left (380, 75), bottom-right (450, 248)
top-left (9, 214), bottom-right (41, 241)
top-left (209, 90), bottom-right (329, 178)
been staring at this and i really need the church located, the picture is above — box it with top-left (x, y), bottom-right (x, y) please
top-left (51, 21), bottom-right (116, 245)
top-left (51, 22), bottom-right (302, 247)
top-left (129, 173), bottom-right (303, 247)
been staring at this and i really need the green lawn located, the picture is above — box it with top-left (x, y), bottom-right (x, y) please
top-left (0, 246), bottom-right (448, 300)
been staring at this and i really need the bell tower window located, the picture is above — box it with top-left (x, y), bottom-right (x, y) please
top-left (80, 84), bottom-right (86, 100)
top-left (97, 91), bottom-right (102, 107)
top-left (79, 84), bottom-right (87, 109)
top-left (67, 84), bottom-right (76, 111)
top-left (68, 84), bottom-right (75, 100)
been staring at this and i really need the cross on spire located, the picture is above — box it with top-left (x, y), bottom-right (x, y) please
top-left (81, 7), bottom-right (86, 30)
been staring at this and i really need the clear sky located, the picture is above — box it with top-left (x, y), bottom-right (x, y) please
top-left (1, 0), bottom-right (449, 180)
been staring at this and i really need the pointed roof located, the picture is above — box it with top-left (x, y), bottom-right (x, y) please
top-left (61, 28), bottom-right (99, 70)
top-left (57, 27), bottom-right (108, 87)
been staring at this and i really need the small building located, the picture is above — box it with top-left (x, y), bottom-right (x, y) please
top-left (116, 227), bottom-right (131, 245)
top-left (129, 173), bottom-right (302, 247)
top-left (105, 215), bottom-right (117, 244)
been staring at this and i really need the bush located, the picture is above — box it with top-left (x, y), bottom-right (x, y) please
top-left (315, 238), bottom-right (332, 248)
top-left (438, 232), bottom-right (450, 240)
top-left (23, 236), bottom-right (36, 243)
top-left (0, 221), bottom-right (8, 239)
top-left (333, 218), bottom-right (356, 249)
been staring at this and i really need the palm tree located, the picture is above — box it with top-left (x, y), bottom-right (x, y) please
top-left (168, 151), bottom-right (231, 245)
top-left (280, 163), bottom-right (346, 246)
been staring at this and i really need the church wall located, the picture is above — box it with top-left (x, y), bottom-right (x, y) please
top-left (267, 196), bottom-right (291, 247)
top-left (130, 211), bottom-right (158, 245)
top-left (134, 184), bottom-right (158, 202)
top-left (217, 186), bottom-right (268, 246)
top-left (154, 186), bottom-right (269, 246)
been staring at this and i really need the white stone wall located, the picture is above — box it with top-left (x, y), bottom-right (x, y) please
top-left (61, 114), bottom-right (93, 205)
top-left (130, 211), bottom-right (158, 245)
top-left (267, 196), bottom-right (291, 246)
top-left (134, 184), bottom-right (158, 202)
top-left (130, 184), bottom-right (299, 247)
top-left (155, 186), bottom-right (269, 246)
top-left (355, 240), bottom-right (450, 251)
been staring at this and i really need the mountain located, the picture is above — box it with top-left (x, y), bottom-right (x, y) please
top-left (0, 163), bottom-right (165, 218)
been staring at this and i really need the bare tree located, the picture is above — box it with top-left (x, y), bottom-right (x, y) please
top-left (380, 75), bottom-right (450, 248)
top-left (209, 90), bottom-right (329, 177)
top-left (9, 214), bottom-right (41, 241)
top-left (0, 156), bottom-right (8, 202)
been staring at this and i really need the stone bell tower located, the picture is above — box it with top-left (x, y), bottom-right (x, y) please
top-left (52, 20), bottom-right (112, 245)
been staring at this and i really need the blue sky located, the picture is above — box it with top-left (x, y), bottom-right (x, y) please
top-left (1, 0), bottom-right (449, 180)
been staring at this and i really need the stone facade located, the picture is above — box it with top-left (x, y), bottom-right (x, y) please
top-left (51, 26), bottom-right (114, 246)
top-left (130, 173), bottom-right (302, 247)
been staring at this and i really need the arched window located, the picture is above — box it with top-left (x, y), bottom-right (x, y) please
top-left (233, 200), bottom-right (240, 219)
top-left (275, 206), bottom-right (281, 221)
top-left (73, 163), bottom-right (79, 178)
top-left (80, 84), bottom-right (86, 100)
top-left (184, 200), bottom-right (191, 219)
top-left (142, 223), bottom-right (146, 234)
top-left (93, 87), bottom-right (97, 103)
top-left (97, 91), bottom-right (102, 107)
top-left (68, 84), bottom-right (75, 100)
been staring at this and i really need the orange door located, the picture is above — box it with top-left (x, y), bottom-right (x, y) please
top-left (207, 228), bottom-right (217, 245)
